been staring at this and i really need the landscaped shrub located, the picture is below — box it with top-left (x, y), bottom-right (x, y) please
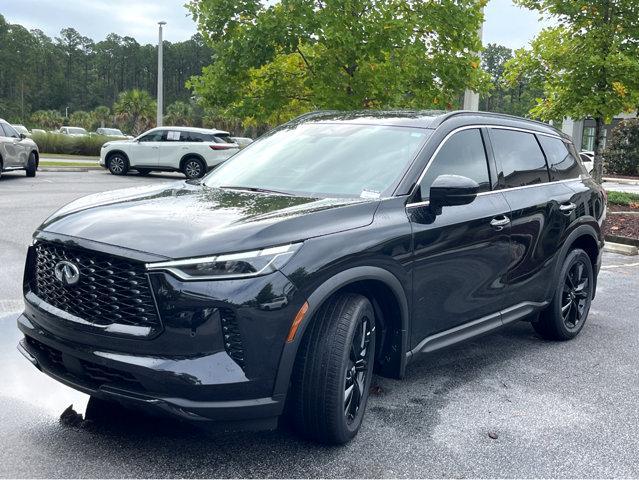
top-left (604, 119), bottom-right (639, 177)
top-left (31, 132), bottom-right (113, 156)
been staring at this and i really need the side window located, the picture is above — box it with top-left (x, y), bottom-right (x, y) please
top-left (138, 131), bottom-right (163, 142)
top-left (182, 131), bottom-right (205, 142)
top-left (164, 130), bottom-right (182, 142)
top-left (0, 123), bottom-right (8, 137)
top-left (490, 129), bottom-right (549, 188)
top-left (538, 136), bottom-right (583, 181)
top-left (419, 129), bottom-right (491, 198)
top-left (1, 123), bottom-right (19, 138)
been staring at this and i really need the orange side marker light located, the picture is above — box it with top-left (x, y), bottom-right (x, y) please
top-left (286, 301), bottom-right (309, 343)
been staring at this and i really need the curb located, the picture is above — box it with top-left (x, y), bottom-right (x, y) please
top-left (603, 177), bottom-right (639, 186)
top-left (604, 242), bottom-right (638, 256)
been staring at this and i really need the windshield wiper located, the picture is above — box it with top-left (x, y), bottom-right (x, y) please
top-left (219, 185), bottom-right (294, 196)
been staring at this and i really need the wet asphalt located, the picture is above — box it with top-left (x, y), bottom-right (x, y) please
top-left (1, 170), bottom-right (639, 478)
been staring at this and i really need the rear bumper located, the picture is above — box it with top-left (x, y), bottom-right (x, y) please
top-left (17, 312), bottom-right (285, 425)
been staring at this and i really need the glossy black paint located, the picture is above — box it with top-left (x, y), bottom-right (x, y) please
top-left (18, 110), bottom-right (605, 426)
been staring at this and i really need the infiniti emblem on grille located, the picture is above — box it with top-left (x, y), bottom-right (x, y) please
top-left (54, 260), bottom-right (80, 286)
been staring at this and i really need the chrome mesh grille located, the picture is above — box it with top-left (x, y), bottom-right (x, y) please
top-left (33, 242), bottom-right (161, 331)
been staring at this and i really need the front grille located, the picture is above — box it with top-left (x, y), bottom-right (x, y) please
top-left (33, 241), bottom-right (161, 333)
top-left (220, 308), bottom-right (245, 368)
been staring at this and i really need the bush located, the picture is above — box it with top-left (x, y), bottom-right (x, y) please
top-left (607, 191), bottom-right (639, 207)
top-left (31, 132), bottom-right (111, 156)
top-left (604, 119), bottom-right (639, 177)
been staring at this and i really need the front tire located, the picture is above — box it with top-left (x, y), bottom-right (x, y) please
top-left (26, 152), bottom-right (37, 177)
top-left (107, 153), bottom-right (129, 176)
top-left (289, 293), bottom-right (376, 444)
top-left (182, 157), bottom-right (206, 179)
top-left (533, 248), bottom-right (593, 340)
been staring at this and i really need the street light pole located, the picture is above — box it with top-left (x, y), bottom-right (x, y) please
top-left (463, 6), bottom-right (484, 111)
top-left (157, 21), bottom-right (167, 127)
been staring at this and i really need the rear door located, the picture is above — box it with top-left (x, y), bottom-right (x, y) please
top-left (409, 128), bottom-right (512, 343)
top-left (488, 128), bottom-right (577, 311)
top-left (158, 129), bottom-right (187, 169)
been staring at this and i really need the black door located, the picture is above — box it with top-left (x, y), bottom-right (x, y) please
top-left (408, 128), bottom-right (512, 346)
top-left (488, 128), bottom-right (577, 310)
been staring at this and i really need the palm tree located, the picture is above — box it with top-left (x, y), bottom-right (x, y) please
top-left (69, 110), bottom-right (93, 130)
top-left (30, 110), bottom-right (64, 130)
top-left (92, 105), bottom-right (111, 129)
top-left (164, 101), bottom-right (194, 126)
top-left (113, 89), bottom-right (156, 135)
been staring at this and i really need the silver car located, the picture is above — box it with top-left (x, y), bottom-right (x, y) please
top-left (0, 119), bottom-right (39, 178)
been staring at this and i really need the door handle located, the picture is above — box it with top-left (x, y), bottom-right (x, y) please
top-left (490, 215), bottom-right (511, 230)
top-left (559, 202), bottom-right (576, 214)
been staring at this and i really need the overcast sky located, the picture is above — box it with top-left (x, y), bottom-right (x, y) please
top-left (0, 0), bottom-right (545, 49)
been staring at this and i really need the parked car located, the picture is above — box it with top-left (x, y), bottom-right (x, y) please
top-left (31, 129), bottom-right (46, 136)
top-left (579, 151), bottom-right (594, 174)
top-left (0, 118), bottom-right (39, 178)
top-left (12, 124), bottom-right (31, 138)
top-left (17, 111), bottom-right (605, 444)
top-left (232, 136), bottom-right (254, 148)
top-left (99, 126), bottom-right (239, 179)
top-left (95, 127), bottom-right (129, 138)
top-left (59, 126), bottom-right (89, 136)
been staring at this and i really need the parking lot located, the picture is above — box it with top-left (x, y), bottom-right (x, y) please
top-left (1, 170), bottom-right (638, 478)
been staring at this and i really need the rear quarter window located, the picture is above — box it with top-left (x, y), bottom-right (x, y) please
top-left (538, 136), bottom-right (583, 181)
top-left (490, 129), bottom-right (550, 188)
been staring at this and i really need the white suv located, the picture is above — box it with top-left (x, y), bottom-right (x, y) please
top-left (0, 119), bottom-right (39, 179)
top-left (100, 126), bottom-right (240, 179)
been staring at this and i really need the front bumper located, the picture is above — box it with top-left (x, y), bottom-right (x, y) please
top-left (17, 312), bottom-right (284, 425)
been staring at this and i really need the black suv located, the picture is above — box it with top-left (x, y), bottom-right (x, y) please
top-left (18, 111), bottom-right (605, 444)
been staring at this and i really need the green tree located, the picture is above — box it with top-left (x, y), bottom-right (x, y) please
top-left (504, 0), bottom-right (639, 183)
top-left (188, 0), bottom-right (489, 127)
top-left (92, 105), bottom-right (111, 129)
top-left (113, 89), bottom-right (156, 135)
top-left (164, 100), bottom-right (195, 126)
top-left (30, 110), bottom-right (64, 129)
top-left (69, 110), bottom-right (93, 130)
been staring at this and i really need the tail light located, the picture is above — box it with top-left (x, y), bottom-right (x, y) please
top-left (209, 144), bottom-right (237, 150)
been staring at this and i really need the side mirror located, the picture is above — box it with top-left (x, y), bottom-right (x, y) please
top-left (429, 174), bottom-right (479, 214)
top-left (19, 133), bottom-right (27, 140)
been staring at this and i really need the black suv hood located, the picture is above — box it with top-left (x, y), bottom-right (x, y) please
top-left (39, 182), bottom-right (378, 259)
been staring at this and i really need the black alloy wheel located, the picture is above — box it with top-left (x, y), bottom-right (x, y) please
top-left (289, 293), bottom-right (377, 444)
top-left (533, 248), bottom-right (593, 340)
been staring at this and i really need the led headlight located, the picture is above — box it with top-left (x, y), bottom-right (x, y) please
top-left (146, 243), bottom-right (301, 280)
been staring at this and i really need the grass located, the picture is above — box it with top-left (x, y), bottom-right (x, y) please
top-left (39, 161), bottom-right (101, 168)
top-left (607, 190), bottom-right (639, 207)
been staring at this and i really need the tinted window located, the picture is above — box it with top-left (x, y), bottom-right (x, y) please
top-left (419, 129), bottom-right (490, 198)
top-left (138, 131), bottom-right (163, 142)
top-left (490, 129), bottom-right (549, 188)
top-left (538, 136), bottom-right (582, 181)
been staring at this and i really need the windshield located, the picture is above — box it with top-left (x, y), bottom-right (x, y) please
top-left (204, 122), bottom-right (430, 198)
top-left (102, 128), bottom-right (123, 136)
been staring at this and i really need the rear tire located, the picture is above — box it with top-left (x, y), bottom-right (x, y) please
top-left (107, 153), bottom-right (129, 176)
top-left (182, 157), bottom-right (206, 179)
top-left (533, 248), bottom-right (593, 341)
top-left (25, 152), bottom-right (37, 177)
top-left (289, 293), bottom-right (376, 444)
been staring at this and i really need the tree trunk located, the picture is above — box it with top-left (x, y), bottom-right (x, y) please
top-left (592, 117), bottom-right (606, 184)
